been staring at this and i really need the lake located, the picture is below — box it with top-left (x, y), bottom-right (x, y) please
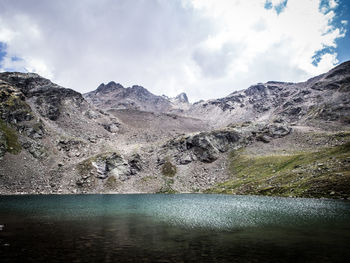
top-left (0, 194), bottom-right (349, 262)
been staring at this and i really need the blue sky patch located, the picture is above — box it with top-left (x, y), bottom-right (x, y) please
top-left (0, 42), bottom-right (7, 66)
top-left (332, 0), bottom-right (350, 63)
top-left (312, 46), bottom-right (336, 66)
top-left (11, 56), bottom-right (22, 62)
top-left (264, 1), bottom-right (273, 10)
top-left (264, 0), bottom-right (288, 15)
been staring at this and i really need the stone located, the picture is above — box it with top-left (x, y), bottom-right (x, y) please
top-left (102, 123), bottom-right (120, 133)
top-left (164, 129), bottom-right (241, 164)
top-left (257, 135), bottom-right (271, 143)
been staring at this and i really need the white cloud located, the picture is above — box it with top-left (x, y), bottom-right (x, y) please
top-left (329, 0), bottom-right (338, 9)
top-left (0, 0), bottom-right (347, 101)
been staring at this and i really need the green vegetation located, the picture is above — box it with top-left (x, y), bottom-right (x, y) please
top-left (206, 142), bottom-right (350, 199)
top-left (157, 179), bottom-right (177, 194)
top-left (0, 85), bottom-right (33, 116)
top-left (77, 157), bottom-right (94, 176)
top-left (161, 158), bottom-right (177, 177)
top-left (0, 119), bottom-right (21, 154)
top-left (158, 158), bottom-right (177, 193)
top-left (141, 175), bottom-right (157, 182)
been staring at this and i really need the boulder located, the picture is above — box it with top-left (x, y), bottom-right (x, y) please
top-left (164, 129), bottom-right (241, 164)
top-left (77, 152), bottom-right (142, 183)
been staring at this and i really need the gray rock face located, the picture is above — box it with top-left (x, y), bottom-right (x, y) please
top-left (84, 83), bottom-right (190, 113)
top-left (0, 72), bottom-right (84, 121)
top-left (0, 81), bottom-right (34, 124)
top-left (102, 123), bottom-right (120, 133)
top-left (187, 61), bottom-right (350, 127)
top-left (84, 83), bottom-right (173, 113)
top-left (163, 129), bottom-right (241, 164)
top-left (77, 152), bottom-right (142, 185)
top-left (161, 123), bottom-right (292, 164)
top-left (172, 93), bottom-right (189, 104)
top-left (22, 140), bottom-right (47, 159)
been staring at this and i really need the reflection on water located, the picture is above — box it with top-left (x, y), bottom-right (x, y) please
top-left (0, 194), bottom-right (349, 262)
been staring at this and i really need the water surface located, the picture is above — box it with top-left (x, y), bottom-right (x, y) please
top-left (0, 194), bottom-right (349, 262)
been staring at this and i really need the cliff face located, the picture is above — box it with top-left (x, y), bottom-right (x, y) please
top-left (0, 62), bottom-right (349, 198)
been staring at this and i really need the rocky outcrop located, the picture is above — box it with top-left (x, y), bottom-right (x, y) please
top-left (0, 80), bottom-right (33, 124)
top-left (76, 152), bottom-right (143, 188)
top-left (161, 128), bottom-right (241, 164)
top-left (102, 122), bottom-right (120, 133)
top-left (173, 93), bottom-right (189, 104)
top-left (0, 72), bottom-right (83, 121)
top-left (160, 123), bottom-right (292, 164)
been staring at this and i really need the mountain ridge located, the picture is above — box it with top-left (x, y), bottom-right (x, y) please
top-left (0, 61), bottom-right (349, 198)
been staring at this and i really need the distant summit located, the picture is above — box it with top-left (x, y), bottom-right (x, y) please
top-left (96, 81), bottom-right (124, 93)
top-left (173, 93), bottom-right (189, 104)
top-left (84, 83), bottom-right (190, 113)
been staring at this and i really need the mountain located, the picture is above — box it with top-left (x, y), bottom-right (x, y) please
top-left (0, 61), bottom-right (349, 198)
top-left (84, 81), bottom-right (190, 113)
top-left (187, 61), bottom-right (350, 128)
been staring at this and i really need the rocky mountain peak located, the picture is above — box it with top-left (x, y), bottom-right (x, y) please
top-left (96, 81), bottom-right (124, 93)
top-left (174, 92), bottom-right (189, 104)
top-left (128, 85), bottom-right (152, 97)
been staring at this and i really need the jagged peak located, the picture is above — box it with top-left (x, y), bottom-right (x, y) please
top-left (174, 92), bottom-right (189, 103)
top-left (96, 81), bottom-right (124, 93)
top-left (128, 85), bottom-right (152, 96)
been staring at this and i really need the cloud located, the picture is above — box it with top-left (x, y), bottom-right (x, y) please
top-left (0, 0), bottom-right (347, 101)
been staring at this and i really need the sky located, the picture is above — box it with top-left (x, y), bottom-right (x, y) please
top-left (0, 0), bottom-right (349, 102)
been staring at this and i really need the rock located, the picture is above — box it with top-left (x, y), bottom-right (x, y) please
top-left (78, 152), bottom-right (136, 181)
top-left (24, 141), bottom-right (46, 159)
top-left (57, 139), bottom-right (85, 156)
top-left (85, 110), bottom-right (99, 119)
top-left (128, 153), bottom-right (142, 175)
top-left (268, 125), bottom-right (291, 137)
top-left (102, 123), bottom-right (120, 133)
top-left (179, 153), bottom-right (192, 165)
top-left (164, 129), bottom-right (241, 164)
top-left (88, 137), bottom-right (97, 143)
top-left (257, 135), bottom-right (271, 143)
top-left (91, 161), bottom-right (108, 179)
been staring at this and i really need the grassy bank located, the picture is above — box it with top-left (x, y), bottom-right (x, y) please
top-left (206, 141), bottom-right (350, 199)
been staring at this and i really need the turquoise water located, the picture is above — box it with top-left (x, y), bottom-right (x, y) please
top-left (0, 194), bottom-right (349, 262)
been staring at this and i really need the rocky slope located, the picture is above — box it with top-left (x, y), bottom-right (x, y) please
top-left (187, 61), bottom-right (350, 128)
top-left (0, 61), bottom-right (349, 198)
